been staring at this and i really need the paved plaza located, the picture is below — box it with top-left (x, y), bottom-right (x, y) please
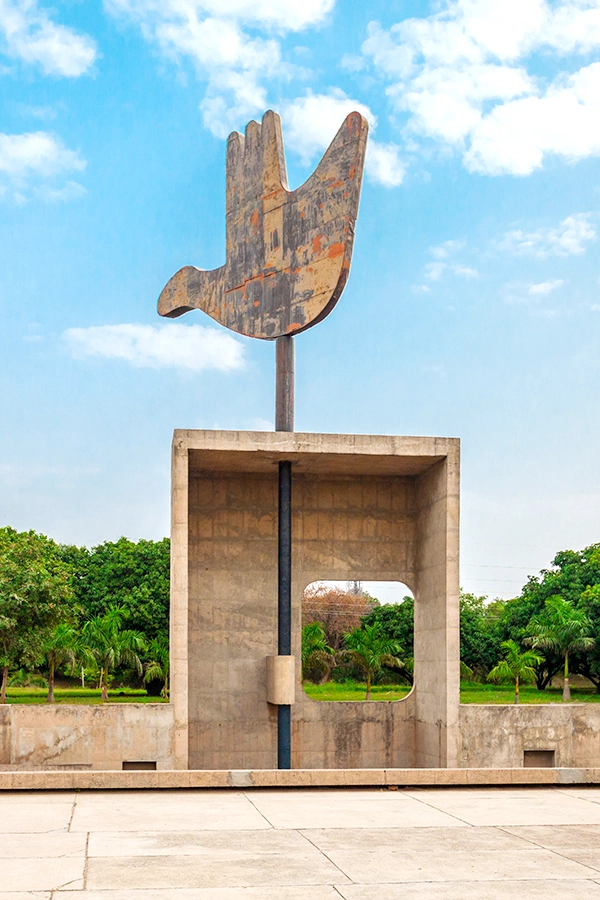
top-left (5, 785), bottom-right (600, 897)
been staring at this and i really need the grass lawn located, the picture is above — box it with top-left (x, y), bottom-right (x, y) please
top-left (3, 687), bottom-right (167, 704)
top-left (304, 680), bottom-right (600, 703)
top-left (304, 682), bottom-right (412, 701)
top-left (460, 681), bottom-right (600, 704)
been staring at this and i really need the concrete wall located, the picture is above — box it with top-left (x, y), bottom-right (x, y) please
top-left (459, 704), bottom-right (600, 769)
top-left (178, 430), bottom-right (460, 770)
top-left (0, 704), bottom-right (175, 770)
top-left (415, 458), bottom-right (460, 767)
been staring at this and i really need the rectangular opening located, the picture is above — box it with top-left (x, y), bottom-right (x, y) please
top-left (122, 760), bottom-right (157, 771)
top-left (524, 749), bottom-right (555, 768)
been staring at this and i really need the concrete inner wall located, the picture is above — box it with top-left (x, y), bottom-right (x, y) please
top-left (0, 704), bottom-right (175, 770)
top-left (183, 430), bottom-right (460, 770)
top-left (459, 704), bottom-right (600, 768)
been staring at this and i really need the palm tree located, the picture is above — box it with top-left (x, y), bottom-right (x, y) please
top-left (301, 622), bottom-right (335, 684)
top-left (81, 607), bottom-right (145, 700)
top-left (143, 635), bottom-right (170, 699)
top-left (487, 640), bottom-right (542, 704)
top-left (527, 595), bottom-right (595, 701)
top-left (41, 623), bottom-right (79, 703)
top-left (343, 623), bottom-right (404, 700)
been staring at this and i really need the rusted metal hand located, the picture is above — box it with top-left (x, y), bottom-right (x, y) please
top-left (158, 109), bottom-right (368, 339)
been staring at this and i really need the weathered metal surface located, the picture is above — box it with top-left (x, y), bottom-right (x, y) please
top-left (158, 109), bottom-right (368, 339)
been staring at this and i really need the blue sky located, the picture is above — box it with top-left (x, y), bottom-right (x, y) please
top-left (1, 0), bottom-right (599, 599)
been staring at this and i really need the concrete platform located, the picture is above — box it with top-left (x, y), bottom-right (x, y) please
top-left (1, 766), bottom-right (600, 790)
top-left (5, 785), bottom-right (600, 897)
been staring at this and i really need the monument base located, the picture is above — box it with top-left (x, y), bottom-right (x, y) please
top-left (170, 430), bottom-right (460, 771)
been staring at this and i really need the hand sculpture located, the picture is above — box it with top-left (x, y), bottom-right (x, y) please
top-left (158, 109), bottom-right (368, 339)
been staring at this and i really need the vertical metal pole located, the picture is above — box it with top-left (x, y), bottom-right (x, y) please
top-left (276, 336), bottom-right (294, 432)
top-left (275, 335), bottom-right (293, 769)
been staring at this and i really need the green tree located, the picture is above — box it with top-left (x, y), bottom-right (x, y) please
top-left (459, 592), bottom-right (503, 676)
top-left (343, 623), bottom-right (404, 700)
top-left (487, 639), bottom-right (542, 704)
top-left (40, 623), bottom-right (80, 703)
top-left (81, 607), bottom-right (146, 700)
top-left (143, 634), bottom-right (170, 699)
top-left (499, 543), bottom-right (600, 690)
top-left (527, 595), bottom-right (595, 701)
top-left (361, 596), bottom-right (414, 658)
top-left (301, 622), bottom-right (335, 684)
top-left (0, 527), bottom-right (73, 703)
top-left (63, 537), bottom-right (170, 641)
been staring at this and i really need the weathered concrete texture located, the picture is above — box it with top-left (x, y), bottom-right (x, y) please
top-left (460, 703), bottom-right (600, 769)
top-left (4, 766), bottom-right (600, 790)
top-left (158, 111), bottom-right (368, 339)
top-left (178, 429), bottom-right (460, 771)
top-left (0, 703), bottom-right (174, 770)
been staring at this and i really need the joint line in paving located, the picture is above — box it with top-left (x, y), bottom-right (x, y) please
top-left (298, 828), bottom-right (355, 885)
top-left (67, 791), bottom-right (78, 832)
top-left (401, 790), bottom-right (475, 827)
top-left (82, 830), bottom-right (90, 889)
top-left (496, 821), bottom-right (600, 878)
top-left (241, 789), bottom-right (275, 828)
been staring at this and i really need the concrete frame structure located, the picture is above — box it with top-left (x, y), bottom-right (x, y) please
top-left (170, 430), bottom-right (460, 770)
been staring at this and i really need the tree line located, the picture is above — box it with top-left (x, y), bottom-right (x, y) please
top-left (3, 523), bottom-right (599, 705)
top-left (0, 526), bottom-right (170, 702)
top-left (302, 542), bottom-right (600, 703)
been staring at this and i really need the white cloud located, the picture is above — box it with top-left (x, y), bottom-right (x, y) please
top-left (501, 213), bottom-right (596, 257)
top-left (424, 260), bottom-right (446, 281)
top-left (64, 323), bottom-right (245, 372)
top-left (105, 0), bottom-right (334, 33)
top-left (528, 279), bottom-right (565, 296)
top-left (422, 239), bottom-right (478, 282)
top-left (0, 132), bottom-right (84, 177)
top-left (431, 240), bottom-right (464, 260)
top-left (367, 142), bottom-right (405, 187)
top-left (104, 0), bottom-right (333, 138)
top-left (0, 131), bottom-right (86, 200)
top-left (283, 90), bottom-right (405, 187)
top-left (283, 89), bottom-right (374, 164)
top-left (362, 1), bottom-right (600, 176)
top-left (0, 0), bottom-right (97, 76)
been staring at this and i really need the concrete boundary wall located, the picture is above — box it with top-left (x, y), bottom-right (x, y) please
top-left (460, 703), bottom-right (600, 768)
top-left (0, 704), bottom-right (175, 771)
top-left (0, 766), bottom-right (599, 790)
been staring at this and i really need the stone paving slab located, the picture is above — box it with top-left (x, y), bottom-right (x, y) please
top-left (84, 852), bottom-right (348, 890)
top-left (403, 787), bottom-right (600, 825)
top-left (70, 789), bottom-right (270, 833)
top-left (88, 828), bottom-right (314, 857)
top-left (302, 824), bottom-right (537, 851)
top-left (324, 844), bottom-right (597, 884)
top-left (336, 882), bottom-right (600, 900)
top-left (53, 891), bottom-right (344, 899)
top-left (246, 788), bottom-right (466, 829)
top-left (5, 787), bottom-right (600, 896)
top-left (0, 895), bottom-right (52, 900)
top-left (503, 822), bottom-right (600, 852)
top-left (1, 857), bottom-right (84, 892)
top-left (0, 791), bottom-right (76, 833)
top-left (0, 831), bottom-right (86, 858)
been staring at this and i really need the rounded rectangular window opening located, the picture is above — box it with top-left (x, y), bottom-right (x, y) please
top-left (302, 580), bottom-right (414, 703)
